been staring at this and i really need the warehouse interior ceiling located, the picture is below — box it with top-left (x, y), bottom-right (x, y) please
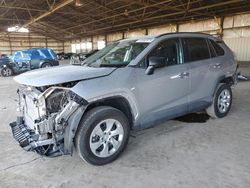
top-left (0, 0), bottom-right (250, 41)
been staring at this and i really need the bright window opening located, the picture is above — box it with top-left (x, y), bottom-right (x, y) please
top-left (76, 43), bottom-right (81, 50)
top-left (86, 42), bottom-right (92, 50)
top-left (97, 41), bottom-right (105, 50)
top-left (72, 42), bottom-right (93, 53)
top-left (71, 44), bottom-right (76, 53)
top-left (7, 26), bottom-right (29, 33)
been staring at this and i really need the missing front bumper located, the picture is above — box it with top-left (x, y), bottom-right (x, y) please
top-left (10, 117), bottom-right (33, 151)
top-left (9, 116), bottom-right (63, 157)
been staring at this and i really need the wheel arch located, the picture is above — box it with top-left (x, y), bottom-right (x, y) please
top-left (39, 60), bottom-right (52, 68)
top-left (64, 95), bottom-right (135, 155)
top-left (213, 75), bottom-right (234, 96)
top-left (84, 96), bottom-right (134, 128)
top-left (219, 76), bottom-right (235, 85)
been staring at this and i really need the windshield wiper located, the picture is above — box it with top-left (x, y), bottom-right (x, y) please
top-left (100, 64), bottom-right (127, 68)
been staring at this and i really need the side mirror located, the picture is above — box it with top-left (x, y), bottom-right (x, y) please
top-left (145, 56), bottom-right (165, 75)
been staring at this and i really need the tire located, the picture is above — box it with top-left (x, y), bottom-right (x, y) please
top-left (41, 62), bottom-right (52, 68)
top-left (206, 83), bottom-right (232, 118)
top-left (0, 67), bottom-right (13, 77)
top-left (75, 106), bottom-right (130, 165)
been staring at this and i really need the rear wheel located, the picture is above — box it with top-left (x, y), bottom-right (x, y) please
top-left (0, 67), bottom-right (13, 77)
top-left (75, 106), bottom-right (130, 165)
top-left (41, 62), bottom-right (52, 68)
top-left (206, 84), bottom-right (232, 118)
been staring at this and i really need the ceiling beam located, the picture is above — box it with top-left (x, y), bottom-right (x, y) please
top-left (66, 0), bottom-right (197, 32)
top-left (34, 22), bottom-right (79, 39)
top-left (23, 0), bottom-right (74, 27)
top-left (0, 4), bottom-right (93, 16)
top-left (64, 0), bottom-right (199, 33)
top-left (0, 4), bottom-right (46, 12)
top-left (89, 0), bottom-right (139, 21)
top-left (72, 0), bottom-right (243, 36)
top-left (28, 26), bottom-right (64, 41)
top-left (64, 0), bottom-right (173, 31)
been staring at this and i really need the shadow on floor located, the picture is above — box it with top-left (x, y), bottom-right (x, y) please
top-left (175, 113), bottom-right (210, 123)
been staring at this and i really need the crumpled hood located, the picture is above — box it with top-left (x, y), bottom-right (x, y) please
top-left (14, 65), bottom-right (116, 87)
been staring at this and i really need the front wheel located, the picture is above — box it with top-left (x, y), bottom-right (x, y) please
top-left (0, 67), bottom-right (13, 77)
top-left (75, 106), bottom-right (130, 165)
top-left (206, 84), bottom-right (232, 118)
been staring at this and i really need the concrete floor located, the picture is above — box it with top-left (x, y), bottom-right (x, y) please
top-left (0, 65), bottom-right (250, 188)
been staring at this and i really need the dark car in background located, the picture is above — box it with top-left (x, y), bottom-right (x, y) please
top-left (70, 50), bottom-right (99, 65)
top-left (57, 52), bottom-right (75, 60)
top-left (0, 56), bottom-right (14, 76)
top-left (0, 48), bottom-right (59, 77)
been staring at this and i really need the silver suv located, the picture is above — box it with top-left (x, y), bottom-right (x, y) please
top-left (10, 33), bottom-right (237, 165)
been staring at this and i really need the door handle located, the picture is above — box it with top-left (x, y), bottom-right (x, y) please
top-left (170, 72), bottom-right (189, 79)
top-left (213, 63), bottom-right (221, 69)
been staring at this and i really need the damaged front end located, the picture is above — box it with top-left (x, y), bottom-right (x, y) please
top-left (10, 84), bottom-right (88, 157)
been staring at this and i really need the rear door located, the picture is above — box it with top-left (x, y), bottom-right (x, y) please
top-left (133, 38), bottom-right (190, 127)
top-left (181, 37), bottom-right (217, 112)
top-left (208, 39), bottom-right (229, 77)
top-left (30, 50), bottom-right (41, 69)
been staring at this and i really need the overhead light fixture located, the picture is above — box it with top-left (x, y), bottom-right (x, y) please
top-left (7, 26), bottom-right (29, 33)
top-left (75, 0), bottom-right (83, 6)
top-left (17, 27), bottom-right (29, 32)
top-left (124, 9), bottom-right (129, 16)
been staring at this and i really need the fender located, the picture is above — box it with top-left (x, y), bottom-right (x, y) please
top-left (213, 75), bottom-right (235, 96)
top-left (1, 64), bottom-right (16, 73)
top-left (71, 77), bottom-right (140, 126)
top-left (63, 93), bottom-right (139, 155)
top-left (64, 106), bottom-right (87, 155)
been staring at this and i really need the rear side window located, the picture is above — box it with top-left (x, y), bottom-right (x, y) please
top-left (48, 49), bottom-right (57, 59)
top-left (207, 40), bottom-right (216, 58)
top-left (210, 40), bottom-right (225, 56)
top-left (182, 38), bottom-right (210, 62)
top-left (40, 49), bottom-right (55, 59)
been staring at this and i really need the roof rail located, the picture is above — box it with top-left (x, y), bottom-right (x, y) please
top-left (156, 32), bottom-right (216, 38)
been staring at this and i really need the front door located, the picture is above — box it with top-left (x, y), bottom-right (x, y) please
top-left (133, 38), bottom-right (190, 128)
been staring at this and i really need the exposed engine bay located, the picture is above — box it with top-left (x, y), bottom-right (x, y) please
top-left (10, 82), bottom-right (88, 157)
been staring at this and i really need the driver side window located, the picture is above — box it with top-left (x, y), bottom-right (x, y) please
top-left (147, 38), bottom-right (180, 67)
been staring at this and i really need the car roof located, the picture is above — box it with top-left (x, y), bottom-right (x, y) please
top-left (20, 48), bottom-right (52, 52)
top-left (156, 32), bottom-right (221, 40)
top-left (119, 35), bottom-right (156, 42)
top-left (119, 32), bottom-right (221, 43)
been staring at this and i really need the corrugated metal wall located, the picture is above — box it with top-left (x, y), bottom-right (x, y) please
top-left (148, 24), bottom-right (176, 35)
top-left (223, 37), bottom-right (250, 61)
top-left (107, 32), bottom-right (123, 43)
top-left (124, 29), bottom-right (146, 38)
top-left (0, 33), bottom-right (64, 55)
top-left (222, 14), bottom-right (250, 62)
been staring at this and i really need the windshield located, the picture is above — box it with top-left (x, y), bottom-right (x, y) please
top-left (83, 39), bottom-right (150, 67)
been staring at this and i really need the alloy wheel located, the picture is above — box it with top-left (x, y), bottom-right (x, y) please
top-left (217, 89), bottom-right (231, 113)
top-left (89, 119), bottom-right (124, 158)
top-left (2, 68), bottom-right (12, 76)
